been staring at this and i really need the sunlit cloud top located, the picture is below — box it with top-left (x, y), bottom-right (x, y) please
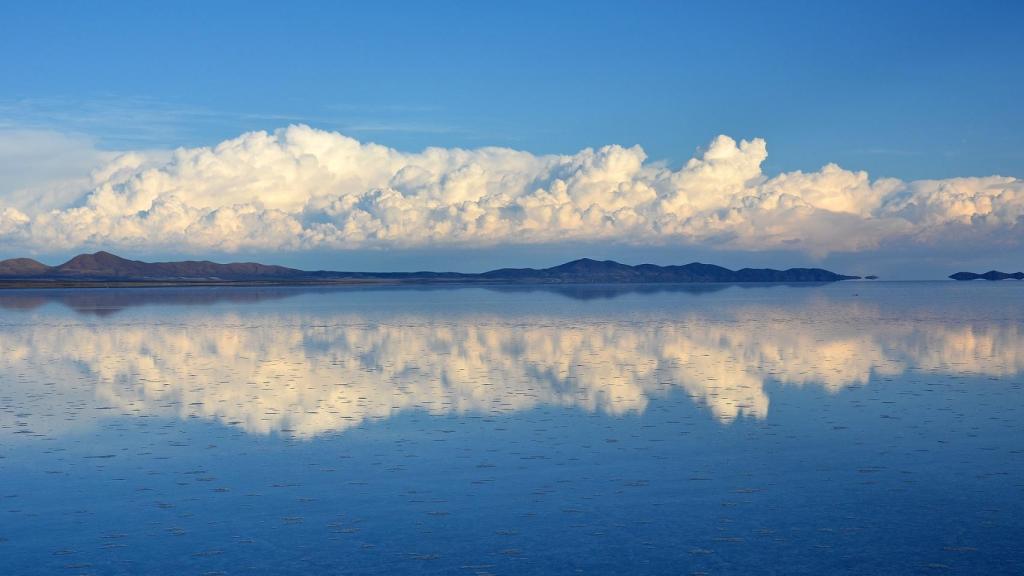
top-left (0, 125), bottom-right (1021, 258)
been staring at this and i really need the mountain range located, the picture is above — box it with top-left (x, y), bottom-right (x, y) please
top-left (0, 251), bottom-right (861, 285)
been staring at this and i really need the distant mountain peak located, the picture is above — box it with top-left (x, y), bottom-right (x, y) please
top-left (56, 251), bottom-right (143, 274)
top-left (546, 258), bottom-right (634, 273)
top-left (64, 250), bottom-right (126, 261)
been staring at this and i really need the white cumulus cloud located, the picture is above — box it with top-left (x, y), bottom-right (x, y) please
top-left (0, 124), bottom-right (1021, 255)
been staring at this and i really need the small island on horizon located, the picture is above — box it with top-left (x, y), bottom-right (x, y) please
top-left (949, 271), bottom-right (1024, 281)
top-left (0, 251), bottom-right (862, 289)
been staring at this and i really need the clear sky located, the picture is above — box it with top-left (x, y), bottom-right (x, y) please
top-left (1, 0), bottom-right (1022, 278)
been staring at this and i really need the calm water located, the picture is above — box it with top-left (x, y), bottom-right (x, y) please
top-left (1, 282), bottom-right (1022, 575)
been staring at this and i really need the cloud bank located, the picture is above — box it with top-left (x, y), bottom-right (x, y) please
top-left (0, 124), bottom-right (1021, 256)
top-left (4, 303), bottom-right (1021, 438)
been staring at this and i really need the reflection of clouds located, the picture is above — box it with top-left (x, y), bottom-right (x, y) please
top-left (901, 327), bottom-right (1024, 376)
top-left (2, 307), bottom-right (1023, 438)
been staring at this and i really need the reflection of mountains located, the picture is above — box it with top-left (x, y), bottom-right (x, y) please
top-left (0, 286), bottom-right (305, 316)
top-left (0, 282), bottom-right (831, 315)
top-left (4, 303), bottom-right (1023, 439)
top-left (483, 283), bottom-right (829, 300)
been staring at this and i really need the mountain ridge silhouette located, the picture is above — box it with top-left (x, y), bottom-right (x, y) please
top-left (0, 252), bottom-right (861, 284)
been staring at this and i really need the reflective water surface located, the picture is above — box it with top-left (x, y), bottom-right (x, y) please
top-left (1, 283), bottom-right (1022, 574)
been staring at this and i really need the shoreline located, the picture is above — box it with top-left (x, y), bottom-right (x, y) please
top-left (0, 278), bottom-right (452, 290)
top-left (0, 278), bottom-right (873, 290)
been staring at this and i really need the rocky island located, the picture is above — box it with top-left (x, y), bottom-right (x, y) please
top-left (949, 271), bottom-right (1024, 281)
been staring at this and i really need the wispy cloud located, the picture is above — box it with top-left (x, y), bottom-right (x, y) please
top-left (847, 147), bottom-right (923, 157)
top-left (0, 96), bottom-right (467, 148)
top-left (0, 96), bottom-right (218, 146)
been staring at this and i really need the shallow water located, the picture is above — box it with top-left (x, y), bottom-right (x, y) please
top-left (1, 282), bottom-right (1022, 574)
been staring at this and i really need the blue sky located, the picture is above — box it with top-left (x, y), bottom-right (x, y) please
top-left (4, 0), bottom-right (1022, 178)
top-left (1, 1), bottom-right (1022, 277)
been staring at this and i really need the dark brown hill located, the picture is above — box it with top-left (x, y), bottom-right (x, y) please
top-left (0, 257), bottom-right (50, 276)
top-left (51, 251), bottom-right (301, 279)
